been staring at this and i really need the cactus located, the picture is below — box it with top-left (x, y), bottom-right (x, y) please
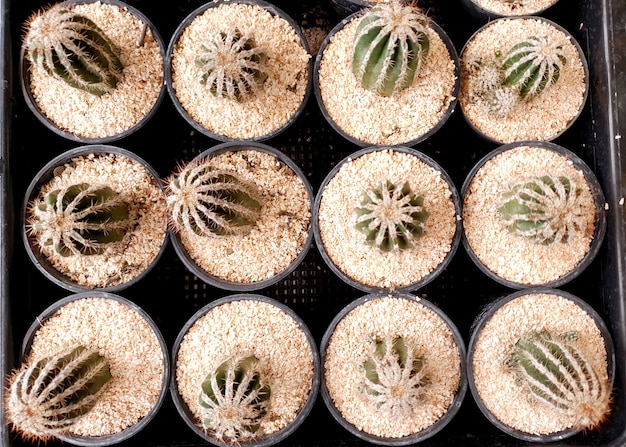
top-left (468, 56), bottom-right (520, 117)
top-left (195, 27), bottom-right (269, 102)
top-left (497, 174), bottom-right (587, 245)
top-left (502, 36), bottom-right (567, 99)
top-left (198, 354), bottom-right (271, 443)
top-left (166, 161), bottom-right (262, 238)
top-left (508, 331), bottom-right (611, 431)
top-left (355, 180), bottom-right (429, 252)
top-left (352, 3), bottom-right (430, 96)
top-left (6, 345), bottom-right (111, 441)
top-left (30, 183), bottom-right (131, 257)
top-left (361, 336), bottom-right (428, 419)
top-left (24, 4), bottom-right (124, 97)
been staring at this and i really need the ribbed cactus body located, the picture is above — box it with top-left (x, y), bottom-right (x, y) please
top-left (31, 183), bottom-right (131, 257)
top-left (498, 174), bottom-right (587, 245)
top-left (6, 345), bottom-right (111, 441)
top-left (352, 3), bottom-right (430, 96)
top-left (355, 180), bottom-right (429, 252)
top-left (502, 36), bottom-right (566, 99)
top-left (195, 27), bottom-right (269, 102)
top-left (509, 331), bottom-right (611, 431)
top-left (25, 5), bottom-right (124, 97)
top-left (199, 354), bottom-right (271, 442)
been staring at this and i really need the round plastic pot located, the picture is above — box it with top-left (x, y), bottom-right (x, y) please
top-left (165, 0), bottom-right (312, 142)
top-left (168, 141), bottom-right (314, 291)
top-left (170, 294), bottom-right (320, 447)
top-left (460, 0), bottom-right (560, 21)
top-left (320, 292), bottom-right (467, 445)
top-left (20, 291), bottom-right (170, 446)
top-left (20, 0), bottom-right (167, 144)
top-left (313, 10), bottom-right (460, 148)
top-left (312, 146), bottom-right (462, 294)
top-left (22, 145), bottom-right (169, 293)
top-left (460, 140), bottom-right (606, 289)
top-left (467, 287), bottom-right (615, 443)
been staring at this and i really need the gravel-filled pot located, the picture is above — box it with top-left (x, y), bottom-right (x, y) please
top-left (20, 0), bottom-right (166, 143)
top-left (166, 0), bottom-right (312, 142)
top-left (461, 141), bottom-right (606, 289)
top-left (171, 294), bottom-right (320, 447)
top-left (321, 292), bottom-right (467, 444)
top-left (4, 292), bottom-right (170, 446)
top-left (460, 0), bottom-right (561, 21)
top-left (468, 288), bottom-right (615, 442)
top-left (313, 146), bottom-right (462, 293)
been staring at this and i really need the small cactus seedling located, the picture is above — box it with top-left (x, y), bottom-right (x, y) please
top-left (467, 56), bottom-right (520, 117)
top-left (498, 174), bottom-right (587, 245)
top-left (5, 345), bottom-right (111, 441)
top-left (352, 3), bottom-right (430, 96)
top-left (199, 354), bottom-right (271, 443)
top-left (508, 331), bottom-right (611, 431)
top-left (24, 4), bottom-right (124, 97)
top-left (166, 161), bottom-right (262, 238)
top-left (355, 180), bottom-right (429, 252)
top-left (361, 336), bottom-right (428, 419)
top-left (195, 27), bottom-right (269, 102)
top-left (30, 183), bottom-right (131, 257)
top-left (502, 36), bottom-right (567, 99)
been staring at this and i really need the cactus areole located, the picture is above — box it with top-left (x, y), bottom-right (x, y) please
top-left (352, 3), bottom-right (430, 96)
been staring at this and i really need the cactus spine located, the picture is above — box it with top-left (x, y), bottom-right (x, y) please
top-left (355, 180), bottom-right (429, 252)
top-left (508, 331), bottom-right (611, 431)
top-left (352, 3), bottom-right (430, 96)
top-left (25, 4), bottom-right (124, 97)
top-left (6, 345), bottom-right (111, 441)
top-left (361, 336), bottom-right (428, 419)
top-left (166, 161), bottom-right (262, 238)
top-left (30, 183), bottom-right (131, 257)
top-left (497, 174), bottom-right (587, 245)
top-left (195, 27), bottom-right (269, 102)
top-left (199, 354), bottom-right (271, 442)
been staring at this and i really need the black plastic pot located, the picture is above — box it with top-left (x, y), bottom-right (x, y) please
top-left (460, 0), bottom-right (560, 21)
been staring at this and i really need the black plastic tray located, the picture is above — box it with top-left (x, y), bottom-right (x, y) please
top-left (2, 0), bottom-right (625, 446)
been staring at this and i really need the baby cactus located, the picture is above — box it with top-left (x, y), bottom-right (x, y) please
top-left (502, 36), bottom-right (566, 99)
top-left (199, 354), bottom-right (271, 442)
top-left (6, 345), bottom-right (111, 441)
top-left (167, 161), bottom-right (262, 238)
top-left (352, 3), bottom-right (430, 96)
top-left (361, 336), bottom-right (428, 419)
top-left (508, 331), bottom-right (611, 431)
top-left (195, 27), bottom-right (269, 102)
top-left (24, 4), bottom-right (124, 97)
top-left (30, 183), bottom-right (131, 257)
top-left (498, 174), bottom-right (587, 245)
top-left (355, 180), bottom-right (429, 252)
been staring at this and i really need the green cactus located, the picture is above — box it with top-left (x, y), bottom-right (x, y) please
top-left (502, 36), bottom-right (566, 99)
top-left (361, 336), bottom-right (428, 419)
top-left (30, 183), bottom-right (131, 257)
top-left (508, 331), bottom-right (611, 431)
top-left (355, 180), bottom-right (429, 252)
top-left (24, 4), bottom-right (124, 97)
top-left (352, 3), bottom-right (430, 96)
top-left (195, 27), bottom-right (269, 102)
top-left (468, 56), bottom-right (520, 118)
top-left (6, 345), bottom-right (111, 441)
top-left (497, 174), bottom-right (587, 245)
top-left (199, 354), bottom-right (271, 443)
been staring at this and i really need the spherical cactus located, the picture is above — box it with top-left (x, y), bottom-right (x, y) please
top-left (30, 183), bottom-right (131, 257)
top-left (198, 353), bottom-right (271, 443)
top-left (24, 4), bottom-right (124, 97)
top-left (195, 27), bottom-right (269, 102)
top-left (502, 36), bottom-right (567, 99)
top-left (507, 331), bottom-right (611, 431)
top-left (355, 180), bottom-right (429, 252)
top-left (361, 336), bottom-right (428, 419)
top-left (5, 345), bottom-right (111, 441)
top-left (352, 3), bottom-right (430, 96)
top-left (497, 174), bottom-right (587, 245)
